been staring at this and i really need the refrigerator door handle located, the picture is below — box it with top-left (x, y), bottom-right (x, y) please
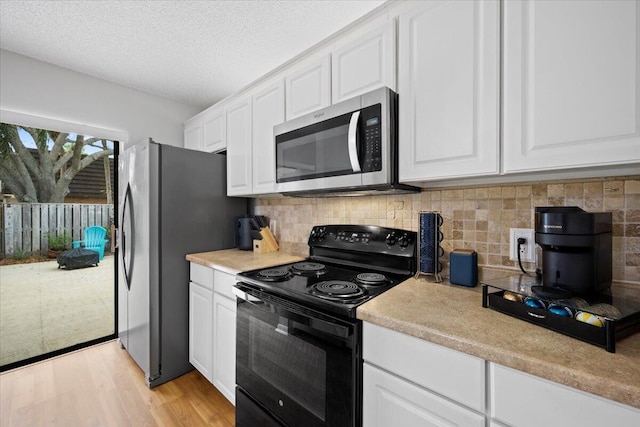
top-left (121, 183), bottom-right (135, 290)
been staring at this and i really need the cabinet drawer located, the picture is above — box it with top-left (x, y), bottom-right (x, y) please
top-left (190, 263), bottom-right (214, 291)
top-left (490, 363), bottom-right (640, 427)
top-left (363, 363), bottom-right (484, 427)
top-left (363, 322), bottom-right (485, 412)
top-left (213, 269), bottom-right (236, 299)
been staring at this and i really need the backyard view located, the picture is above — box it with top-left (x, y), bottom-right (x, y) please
top-left (0, 123), bottom-right (116, 370)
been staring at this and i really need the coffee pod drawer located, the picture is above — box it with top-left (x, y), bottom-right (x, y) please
top-left (482, 282), bottom-right (640, 353)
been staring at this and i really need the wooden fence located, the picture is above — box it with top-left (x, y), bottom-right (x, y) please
top-left (0, 203), bottom-right (114, 257)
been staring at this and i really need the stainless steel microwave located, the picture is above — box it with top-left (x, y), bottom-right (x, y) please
top-left (274, 87), bottom-right (418, 196)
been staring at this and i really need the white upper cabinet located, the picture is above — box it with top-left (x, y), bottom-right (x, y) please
top-left (331, 19), bottom-right (397, 104)
top-left (226, 97), bottom-right (252, 196)
top-left (503, 0), bottom-right (640, 173)
top-left (202, 107), bottom-right (226, 153)
top-left (184, 117), bottom-right (203, 151)
top-left (184, 106), bottom-right (226, 153)
top-left (285, 55), bottom-right (331, 120)
top-left (252, 80), bottom-right (285, 194)
top-left (398, 0), bottom-right (500, 182)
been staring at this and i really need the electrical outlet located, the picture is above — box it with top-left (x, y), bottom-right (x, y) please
top-left (509, 228), bottom-right (535, 262)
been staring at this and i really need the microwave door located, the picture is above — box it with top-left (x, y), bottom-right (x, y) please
top-left (275, 112), bottom-right (364, 193)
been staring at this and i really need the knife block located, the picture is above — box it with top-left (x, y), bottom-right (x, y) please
top-left (253, 226), bottom-right (279, 253)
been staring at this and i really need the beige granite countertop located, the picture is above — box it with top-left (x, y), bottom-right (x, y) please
top-left (185, 249), bottom-right (639, 409)
top-left (186, 248), bottom-right (304, 275)
top-left (357, 277), bottom-right (640, 409)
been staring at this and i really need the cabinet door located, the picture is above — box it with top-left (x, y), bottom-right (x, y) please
top-left (503, 0), bottom-right (640, 172)
top-left (363, 322), bottom-right (485, 413)
top-left (184, 118), bottom-right (203, 151)
top-left (398, 0), bottom-right (500, 182)
top-left (363, 363), bottom-right (484, 427)
top-left (202, 107), bottom-right (226, 153)
top-left (490, 363), bottom-right (640, 427)
top-left (226, 97), bottom-right (252, 196)
top-left (252, 80), bottom-right (285, 194)
top-left (332, 20), bottom-right (396, 104)
top-left (212, 293), bottom-right (237, 405)
top-left (189, 281), bottom-right (213, 382)
top-left (285, 55), bottom-right (331, 120)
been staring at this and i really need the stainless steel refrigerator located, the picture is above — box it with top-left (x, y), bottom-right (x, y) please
top-left (117, 138), bottom-right (246, 387)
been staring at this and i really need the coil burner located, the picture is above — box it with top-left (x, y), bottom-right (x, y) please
top-left (355, 272), bottom-right (388, 286)
top-left (256, 268), bottom-right (292, 282)
top-left (290, 262), bottom-right (327, 276)
top-left (311, 280), bottom-right (367, 301)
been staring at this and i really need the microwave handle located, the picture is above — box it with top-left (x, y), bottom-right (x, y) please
top-left (348, 111), bottom-right (361, 172)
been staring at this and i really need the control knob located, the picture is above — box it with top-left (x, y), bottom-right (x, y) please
top-left (385, 232), bottom-right (397, 246)
top-left (398, 233), bottom-right (410, 248)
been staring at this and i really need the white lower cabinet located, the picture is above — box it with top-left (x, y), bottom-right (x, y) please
top-left (363, 363), bottom-right (485, 427)
top-left (211, 272), bottom-right (237, 405)
top-left (363, 322), bottom-right (640, 427)
top-left (363, 322), bottom-right (486, 427)
top-left (363, 322), bottom-right (486, 412)
top-left (188, 281), bottom-right (213, 382)
top-left (490, 363), bottom-right (640, 427)
top-left (188, 263), bottom-right (237, 405)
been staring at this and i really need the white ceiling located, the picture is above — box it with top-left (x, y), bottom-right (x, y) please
top-left (0, 0), bottom-right (385, 109)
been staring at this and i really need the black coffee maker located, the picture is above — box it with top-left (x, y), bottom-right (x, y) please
top-left (533, 206), bottom-right (612, 298)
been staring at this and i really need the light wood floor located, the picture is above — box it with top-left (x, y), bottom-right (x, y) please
top-left (0, 340), bottom-right (235, 426)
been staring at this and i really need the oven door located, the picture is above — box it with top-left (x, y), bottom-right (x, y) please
top-left (234, 285), bottom-right (360, 427)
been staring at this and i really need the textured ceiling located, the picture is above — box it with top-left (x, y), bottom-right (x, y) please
top-left (0, 0), bottom-right (384, 108)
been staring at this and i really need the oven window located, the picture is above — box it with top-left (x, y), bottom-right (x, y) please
top-left (249, 317), bottom-right (326, 421)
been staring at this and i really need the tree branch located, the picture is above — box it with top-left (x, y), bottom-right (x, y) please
top-left (49, 132), bottom-right (70, 160)
top-left (0, 153), bottom-right (38, 202)
top-left (5, 126), bottom-right (40, 177)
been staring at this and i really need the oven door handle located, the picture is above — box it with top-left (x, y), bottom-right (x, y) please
top-left (234, 286), bottom-right (352, 339)
top-left (347, 111), bottom-right (361, 172)
top-left (233, 287), bottom-right (262, 303)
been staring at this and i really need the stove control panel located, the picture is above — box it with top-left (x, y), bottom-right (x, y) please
top-left (308, 225), bottom-right (416, 256)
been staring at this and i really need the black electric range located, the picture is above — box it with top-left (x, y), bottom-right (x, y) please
top-left (234, 224), bottom-right (417, 427)
top-left (236, 224), bottom-right (417, 319)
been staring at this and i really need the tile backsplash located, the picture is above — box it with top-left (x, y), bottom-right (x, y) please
top-left (255, 176), bottom-right (640, 283)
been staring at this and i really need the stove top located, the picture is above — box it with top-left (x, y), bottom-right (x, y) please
top-left (236, 225), bottom-right (417, 318)
top-left (237, 259), bottom-right (411, 318)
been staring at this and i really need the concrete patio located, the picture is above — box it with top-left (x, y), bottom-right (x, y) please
top-left (0, 255), bottom-right (115, 367)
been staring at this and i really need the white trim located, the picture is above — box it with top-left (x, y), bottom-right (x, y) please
top-left (0, 109), bottom-right (128, 142)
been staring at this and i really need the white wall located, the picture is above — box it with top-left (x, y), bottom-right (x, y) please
top-left (0, 49), bottom-right (202, 146)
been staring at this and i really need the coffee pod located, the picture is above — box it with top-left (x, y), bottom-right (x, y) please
top-left (575, 311), bottom-right (605, 327)
top-left (524, 297), bottom-right (546, 309)
top-left (586, 303), bottom-right (622, 320)
top-left (547, 303), bottom-right (573, 317)
top-left (554, 298), bottom-right (589, 310)
top-left (503, 291), bottom-right (524, 302)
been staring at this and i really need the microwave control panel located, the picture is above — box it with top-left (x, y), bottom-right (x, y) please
top-left (361, 104), bottom-right (382, 172)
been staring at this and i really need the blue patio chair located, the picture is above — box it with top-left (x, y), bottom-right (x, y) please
top-left (72, 226), bottom-right (108, 260)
